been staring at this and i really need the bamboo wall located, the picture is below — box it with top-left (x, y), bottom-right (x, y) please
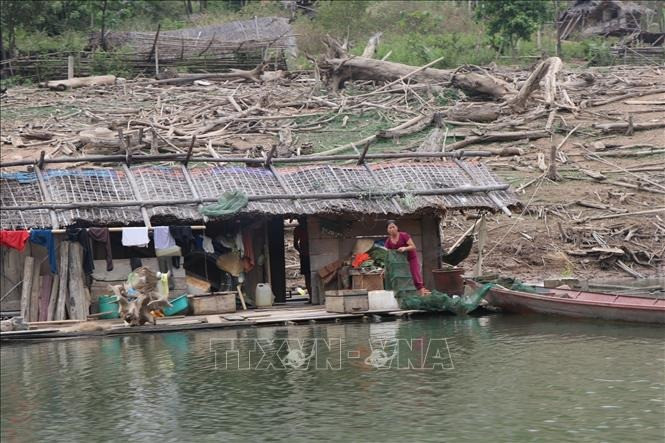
top-left (0, 49), bottom-right (287, 82)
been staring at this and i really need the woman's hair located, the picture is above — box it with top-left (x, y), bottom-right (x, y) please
top-left (386, 219), bottom-right (397, 228)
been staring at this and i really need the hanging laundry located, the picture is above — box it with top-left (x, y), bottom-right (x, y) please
top-left (235, 232), bottom-right (244, 256)
top-left (153, 226), bottom-right (176, 250)
top-left (129, 256), bottom-right (143, 270)
top-left (202, 235), bottom-right (215, 254)
top-left (242, 229), bottom-right (255, 272)
top-left (88, 227), bottom-right (113, 271)
top-left (0, 230), bottom-right (30, 252)
top-left (194, 234), bottom-right (204, 251)
top-left (169, 226), bottom-right (195, 256)
top-left (29, 230), bottom-right (57, 273)
top-left (122, 227), bottom-right (150, 247)
top-left (66, 227), bottom-right (94, 275)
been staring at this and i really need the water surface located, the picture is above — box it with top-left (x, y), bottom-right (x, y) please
top-left (2, 315), bottom-right (663, 442)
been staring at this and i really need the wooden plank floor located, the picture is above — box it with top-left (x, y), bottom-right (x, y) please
top-left (1, 304), bottom-right (428, 341)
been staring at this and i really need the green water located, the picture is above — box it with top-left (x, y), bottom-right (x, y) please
top-left (1, 315), bottom-right (664, 442)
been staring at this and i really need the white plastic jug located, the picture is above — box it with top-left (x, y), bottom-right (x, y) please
top-left (255, 283), bottom-right (274, 308)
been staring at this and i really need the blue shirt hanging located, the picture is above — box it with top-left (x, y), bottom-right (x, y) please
top-left (29, 230), bottom-right (57, 274)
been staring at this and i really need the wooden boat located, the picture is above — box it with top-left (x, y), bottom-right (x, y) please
top-left (466, 279), bottom-right (665, 324)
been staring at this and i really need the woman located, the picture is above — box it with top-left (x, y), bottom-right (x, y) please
top-left (385, 220), bottom-right (430, 296)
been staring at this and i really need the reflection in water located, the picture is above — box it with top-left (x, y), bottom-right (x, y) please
top-left (2, 316), bottom-right (664, 442)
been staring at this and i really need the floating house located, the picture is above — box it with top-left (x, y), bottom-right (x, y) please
top-left (0, 153), bottom-right (519, 320)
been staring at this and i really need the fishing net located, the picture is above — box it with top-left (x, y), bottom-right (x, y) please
top-left (473, 275), bottom-right (537, 293)
top-left (200, 191), bottom-right (249, 217)
top-left (384, 250), bottom-right (492, 314)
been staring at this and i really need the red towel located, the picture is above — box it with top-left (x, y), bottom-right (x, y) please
top-left (0, 230), bottom-right (30, 251)
top-left (242, 229), bottom-right (255, 272)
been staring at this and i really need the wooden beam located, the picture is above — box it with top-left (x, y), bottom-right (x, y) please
top-left (0, 150), bottom-right (494, 168)
top-left (33, 164), bottom-right (60, 228)
top-left (122, 164), bottom-right (152, 228)
top-left (55, 242), bottom-right (69, 320)
top-left (453, 159), bottom-right (511, 216)
top-left (19, 256), bottom-right (35, 320)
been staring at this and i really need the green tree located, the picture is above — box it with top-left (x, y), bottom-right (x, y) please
top-left (474, 0), bottom-right (552, 53)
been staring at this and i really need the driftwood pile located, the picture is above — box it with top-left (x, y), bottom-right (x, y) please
top-left (1, 34), bottom-right (663, 280)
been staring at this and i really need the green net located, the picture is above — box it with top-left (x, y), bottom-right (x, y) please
top-left (200, 191), bottom-right (249, 217)
top-left (384, 250), bottom-right (492, 315)
top-left (473, 275), bottom-right (537, 293)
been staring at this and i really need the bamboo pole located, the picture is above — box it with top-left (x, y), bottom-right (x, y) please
top-left (0, 150), bottom-right (493, 168)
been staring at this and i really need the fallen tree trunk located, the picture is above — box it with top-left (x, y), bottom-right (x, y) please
top-left (319, 57), bottom-right (454, 92)
top-left (592, 120), bottom-right (665, 133)
top-left (43, 75), bottom-right (116, 91)
top-left (149, 64), bottom-right (266, 85)
top-left (451, 69), bottom-right (516, 100)
top-left (445, 103), bottom-right (503, 122)
top-left (446, 130), bottom-right (550, 151)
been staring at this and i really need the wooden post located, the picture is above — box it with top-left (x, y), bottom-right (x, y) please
top-left (47, 275), bottom-right (60, 321)
top-left (20, 256), bottom-right (35, 320)
top-left (29, 259), bottom-right (41, 322)
top-left (547, 141), bottom-right (559, 181)
top-left (555, 0), bottom-right (562, 58)
top-left (155, 44), bottom-right (159, 77)
top-left (38, 275), bottom-right (53, 322)
top-left (473, 214), bottom-right (487, 277)
top-left (67, 242), bottom-right (88, 320)
top-left (67, 55), bottom-right (74, 80)
top-left (55, 242), bottom-right (69, 320)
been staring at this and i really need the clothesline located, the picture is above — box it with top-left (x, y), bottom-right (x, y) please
top-left (48, 225), bottom-right (207, 234)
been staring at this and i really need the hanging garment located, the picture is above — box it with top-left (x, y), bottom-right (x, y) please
top-left (88, 227), bottom-right (113, 271)
top-left (29, 230), bottom-right (57, 273)
top-left (153, 226), bottom-right (176, 250)
top-left (170, 226), bottom-right (195, 256)
top-left (122, 227), bottom-right (150, 247)
top-left (241, 229), bottom-right (255, 272)
top-left (129, 255), bottom-right (143, 270)
top-left (0, 230), bottom-right (30, 252)
top-left (202, 235), bottom-right (215, 254)
top-left (66, 227), bottom-right (94, 275)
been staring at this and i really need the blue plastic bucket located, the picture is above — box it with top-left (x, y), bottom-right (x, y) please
top-left (163, 295), bottom-right (189, 316)
top-left (98, 295), bottom-right (120, 319)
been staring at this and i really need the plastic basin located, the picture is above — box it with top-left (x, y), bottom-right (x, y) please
top-left (98, 295), bottom-right (120, 319)
top-left (163, 295), bottom-right (190, 316)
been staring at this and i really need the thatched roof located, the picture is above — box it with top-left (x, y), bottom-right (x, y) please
top-left (559, 0), bottom-right (653, 39)
top-left (0, 161), bottom-right (519, 229)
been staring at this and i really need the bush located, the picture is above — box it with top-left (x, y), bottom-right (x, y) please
top-left (14, 29), bottom-right (86, 54)
top-left (376, 32), bottom-right (496, 68)
top-left (581, 38), bottom-right (616, 66)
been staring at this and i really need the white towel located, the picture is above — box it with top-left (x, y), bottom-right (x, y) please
top-left (122, 227), bottom-right (150, 247)
top-left (153, 226), bottom-right (176, 250)
top-left (202, 235), bottom-right (215, 254)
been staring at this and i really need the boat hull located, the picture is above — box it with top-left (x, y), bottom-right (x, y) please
top-left (467, 280), bottom-right (665, 324)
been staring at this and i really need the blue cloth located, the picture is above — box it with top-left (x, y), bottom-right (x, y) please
top-left (29, 230), bottom-right (57, 273)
